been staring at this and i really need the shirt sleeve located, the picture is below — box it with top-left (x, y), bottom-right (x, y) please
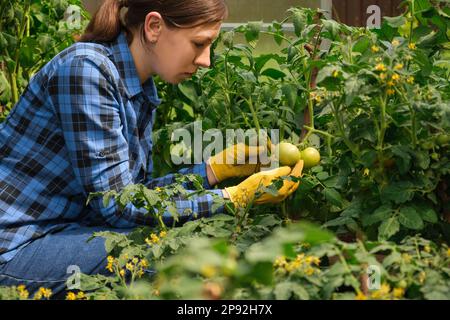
top-left (144, 163), bottom-right (214, 190)
top-left (47, 56), bottom-right (224, 228)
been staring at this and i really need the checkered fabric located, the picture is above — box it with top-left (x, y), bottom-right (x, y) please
top-left (0, 32), bottom-right (224, 264)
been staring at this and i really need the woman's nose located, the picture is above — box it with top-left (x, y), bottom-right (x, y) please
top-left (194, 46), bottom-right (211, 68)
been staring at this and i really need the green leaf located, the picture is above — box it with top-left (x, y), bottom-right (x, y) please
top-left (353, 37), bottom-right (370, 53)
top-left (321, 19), bottom-right (340, 39)
top-left (0, 71), bottom-right (11, 101)
top-left (378, 217), bottom-right (400, 240)
top-left (178, 82), bottom-right (199, 105)
top-left (398, 206), bottom-right (424, 230)
top-left (222, 31), bottom-right (234, 48)
top-left (414, 0), bottom-right (432, 13)
top-left (420, 207), bottom-right (438, 223)
top-left (297, 221), bottom-right (334, 245)
top-left (143, 189), bottom-right (159, 206)
top-left (316, 65), bottom-right (338, 84)
top-left (384, 16), bottom-right (406, 28)
top-left (261, 68), bottom-right (286, 79)
top-left (274, 281), bottom-right (309, 300)
top-left (245, 21), bottom-right (262, 48)
top-left (362, 205), bottom-right (393, 227)
top-left (392, 145), bottom-right (412, 174)
top-left (344, 77), bottom-right (361, 105)
top-left (281, 83), bottom-right (297, 108)
top-left (415, 151), bottom-right (430, 170)
top-left (323, 188), bottom-right (343, 207)
top-left (292, 10), bottom-right (306, 37)
top-left (381, 181), bottom-right (414, 204)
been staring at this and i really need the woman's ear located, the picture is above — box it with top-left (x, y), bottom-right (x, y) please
top-left (144, 11), bottom-right (163, 44)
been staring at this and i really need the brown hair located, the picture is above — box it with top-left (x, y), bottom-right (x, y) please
top-left (80, 0), bottom-right (228, 43)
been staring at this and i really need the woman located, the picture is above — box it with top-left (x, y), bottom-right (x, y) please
top-left (0, 0), bottom-right (302, 297)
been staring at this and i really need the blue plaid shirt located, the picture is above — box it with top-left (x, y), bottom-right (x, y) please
top-left (0, 32), bottom-right (224, 264)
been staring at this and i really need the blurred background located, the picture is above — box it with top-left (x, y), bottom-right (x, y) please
top-left (81, 0), bottom-right (403, 27)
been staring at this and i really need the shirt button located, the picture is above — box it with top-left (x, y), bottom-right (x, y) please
top-left (98, 151), bottom-right (105, 157)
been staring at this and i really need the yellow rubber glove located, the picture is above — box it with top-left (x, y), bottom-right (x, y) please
top-left (224, 160), bottom-right (304, 208)
top-left (207, 143), bottom-right (266, 183)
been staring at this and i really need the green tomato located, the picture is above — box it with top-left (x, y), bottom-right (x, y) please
top-left (397, 280), bottom-right (408, 289)
top-left (420, 141), bottom-right (434, 150)
top-left (278, 142), bottom-right (301, 166)
top-left (436, 134), bottom-right (450, 146)
top-left (431, 152), bottom-right (440, 161)
top-left (300, 147), bottom-right (321, 168)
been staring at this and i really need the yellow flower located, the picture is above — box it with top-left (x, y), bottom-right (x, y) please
top-left (375, 57), bottom-right (383, 62)
top-left (151, 233), bottom-right (160, 243)
top-left (145, 233), bottom-right (160, 246)
top-left (106, 262), bottom-right (114, 273)
top-left (447, 248), bottom-right (450, 257)
top-left (418, 271), bottom-right (426, 284)
top-left (17, 285), bottom-right (29, 300)
top-left (375, 63), bottom-right (387, 72)
top-left (39, 288), bottom-right (52, 299)
top-left (402, 253), bottom-right (412, 263)
top-left (371, 45), bottom-right (380, 53)
top-left (284, 262), bottom-right (297, 273)
top-left (394, 63), bottom-right (404, 70)
top-left (393, 287), bottom-right (405, 299)
top-left (424, 245), bottom-right (431, 253)
top-left (137, 270), bottom-right (145, 278)
top-left (107, 256), bottom-right (114, 263)
top-left (159, 231), bottom-right (167, 238)
top-left (363, 168), bottom-right (370, 177)
top-left (379, 73), bottom-right (387, 81)
top-left (332, 70), bottom-right (339, 78)
top-left (76, 291), bottom-right (86, 300)
top-left (155, 187), bottom-right (162, 192)
top-left (274, 256), bottom-right (287, 268)
top-left (407, 76), bottom-right (414, 84)
top-left (304, 255), bottom-right (320, 266)
top-left (387, 81), bottom-right (395, 87)
top-left (371, 283), bottom-right (391, 299)
top-left (387, 89), bottom-right (396, 96)
top-left (315, 95), bottom-right (322, 103)
top-left (392, 39), bottom-right (400, 46)
top-left (408, 43), bottom-right (417, 50)
top-left (312, 257), bottom-right (321, 266)
top-left (33, 292), bottom-right (43, 300)
top-left (119, 269), bottom-right (126, 277)
top-left (304, 267), bottom-right (315, 276)
top-left (201, 265), bottom-right (217, 278)
top-left (66, 292), bottom-right (77, 300)
top-left (132, 257), bottom-right (139, 264)
top-left (126, 262), bottom-right (134, 271)
top-left (355, 291), bottom-right (368, 300)
top-left (140, 259), bottom-right (149, 269)
top-left (391, 74), bottom-right (400, 82)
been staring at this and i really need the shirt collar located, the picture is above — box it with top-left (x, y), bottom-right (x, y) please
top-left (108, 31), bottom-right (162, 107)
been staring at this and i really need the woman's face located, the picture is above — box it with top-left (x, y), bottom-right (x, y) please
top-left (145, 16), bottom-right (222, 84)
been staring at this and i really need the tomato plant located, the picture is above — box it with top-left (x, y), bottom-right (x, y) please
top-left (1, 0), bottom-right (449, 300)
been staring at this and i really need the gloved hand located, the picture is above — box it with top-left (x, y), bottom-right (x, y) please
top-left (224, 160), bottom-right (304, 208)
top-left (207, 143), bottom-right (266, 183)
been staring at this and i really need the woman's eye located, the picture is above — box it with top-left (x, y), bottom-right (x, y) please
top-left (194, 42), bottom-right (205, 48)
